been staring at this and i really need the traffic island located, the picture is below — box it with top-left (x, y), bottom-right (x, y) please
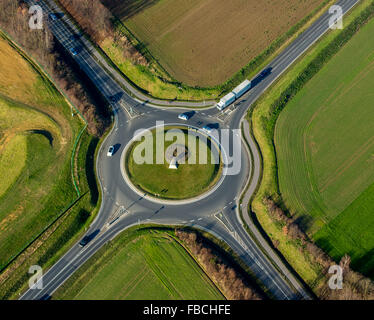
top-left (122, 125), bottom-right (224, 203)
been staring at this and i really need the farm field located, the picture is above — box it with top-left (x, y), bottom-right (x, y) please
top-left (274, 17), bottom-right (374, 276)
top-left (104, 0), bottom-right (325, 87)
top-left (54, 230), bottom-right (224, 300)
top-left (0, 35), bottom-right (82, 269)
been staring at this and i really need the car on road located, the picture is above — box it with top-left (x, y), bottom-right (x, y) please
top-left (49, 13), bottom-right (58, 21)
top-left (69, 34), bottom-right (81, 41)
top-left (79, 235), bottom-right (91, 247)
top-left (69, 47), bottom-right (79, 56)
top-left (178, 111), bottom-right (195, 121)
top-left (260, 67), bottom-right (272, 78)
top-left (202, 123), bottom-right (219, 134)
top-left (79, 230), bottom-right (100, 247)
top-left (202, 125), bottom-right (213, 133)
top-left (107, 146), bottom-right (115, 157)
top-left (178, 113), bottom-right (189, 121)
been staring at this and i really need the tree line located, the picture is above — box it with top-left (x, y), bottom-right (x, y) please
top-left (264, 196), bottom-right (374, 300)
top-left (0, 0), bottom-right (110, 136)
top-left (176, 229), bottom-right (263, 300)
top-left (58, 0), bottom-right (147, 65)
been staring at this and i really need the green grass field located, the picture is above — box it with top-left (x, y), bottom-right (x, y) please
top-left (275, 17), bottom-right (374, 275)
top-left (126, 128), bottom-right (221, 199)
top-left (314, 181), bottom-right (374, 278)
top-left (0, 35), bottom-right (83, 268)
top-left (54, 229), bottom-right (224, 300)
top-left (0, 133), bottom-right (26, 198)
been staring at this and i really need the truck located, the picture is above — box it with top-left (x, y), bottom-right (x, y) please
top-left (232, 80), bottom-right (252, 99)
top-left (216, 92), bottom-right (236, 111)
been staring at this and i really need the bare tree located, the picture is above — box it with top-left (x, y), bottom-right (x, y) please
top-left (0, 0), bottom-right (111, 136)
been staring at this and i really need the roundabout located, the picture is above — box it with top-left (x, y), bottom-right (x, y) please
top-left (121, 125), bottom-right (225, 204)
top-left (21, 0), bottom-right (344, 300)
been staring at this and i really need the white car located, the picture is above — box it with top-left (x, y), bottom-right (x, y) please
top-left (178, 111), bottom-right (195, 121)
top-left (107, 146), bottom-right (115, 157)
top-left (178, 113), bottom-right (189, 121)
top-left (202, 125), bottom-right (213, 133)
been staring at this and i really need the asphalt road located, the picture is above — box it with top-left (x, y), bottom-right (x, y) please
top-left (20, 0), bottom-right (358, 300)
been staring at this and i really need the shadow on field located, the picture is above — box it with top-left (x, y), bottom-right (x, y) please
top-left (28, 129), bottom-right (54, 146)
top-left (293, 214), bottom-right (314, 231)
top-left (101, 0), bottom-right (160, 20)
top-left (353, 248), bottom-right (374, 279)
top-left (315, 237), bottom-right (335, 254)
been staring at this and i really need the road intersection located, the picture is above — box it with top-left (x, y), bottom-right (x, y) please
top-left (21, 0), bottom-right (358, 300)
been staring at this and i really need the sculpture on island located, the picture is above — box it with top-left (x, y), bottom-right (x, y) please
top-left (165, 144), bottom-right (190, 170)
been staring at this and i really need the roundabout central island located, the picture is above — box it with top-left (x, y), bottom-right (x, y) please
top-left (121, 125), bottom-right (224, 203)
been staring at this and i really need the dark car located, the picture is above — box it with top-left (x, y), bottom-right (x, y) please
top-left (260, 67), bottom-right (272, 77)
top-left (79, 230), bottom-right (100, 247)
top-left (69, 34), bottom-right (81, 41)
top-left (79, 235), bottom-right (91, 247)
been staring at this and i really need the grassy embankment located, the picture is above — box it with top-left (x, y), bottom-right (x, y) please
top-left (101, 0), bottom-right (334, 100)
top-left (0, 32), bottom-right (100, 299)
top-left (247, 0), bottom-right (374, 291)
top-left (53, 228), bottom-right (224, 300)
top-left (126, 127), bottom-right (221, 200)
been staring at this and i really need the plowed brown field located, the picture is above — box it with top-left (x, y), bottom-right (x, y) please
top-left (103, 0), bottom-right (325, 86)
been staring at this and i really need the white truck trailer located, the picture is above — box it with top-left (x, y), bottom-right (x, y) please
top-left (217, 92), bottom-right (236, 111)
top-left (232, 80), bottom-right (252, 99)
